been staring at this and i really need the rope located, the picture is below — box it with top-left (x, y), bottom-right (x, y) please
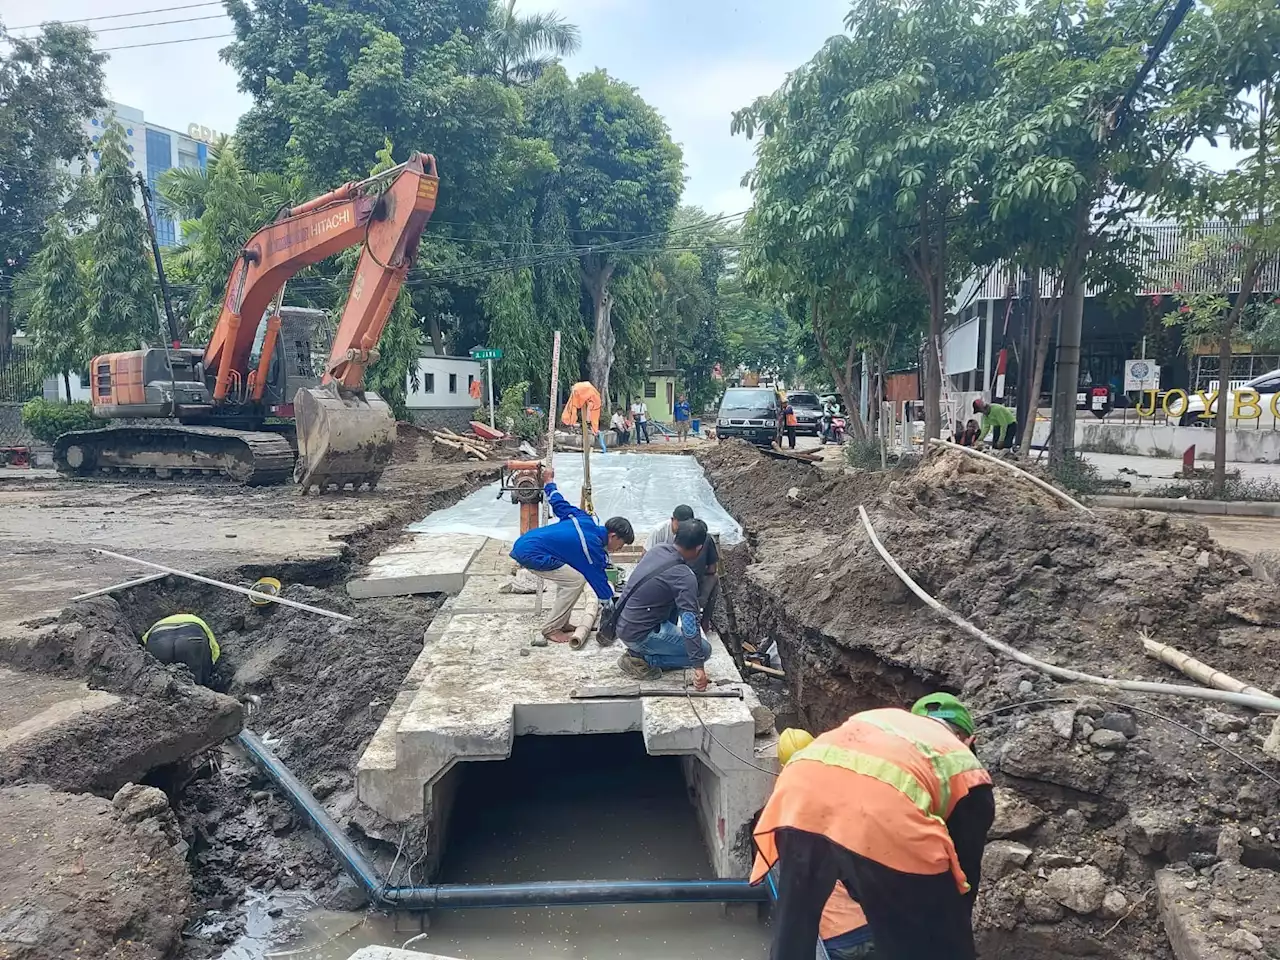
top-left (857, 505), bottom-right (1280, 712)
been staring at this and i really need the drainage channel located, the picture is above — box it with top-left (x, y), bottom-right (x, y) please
top-left (231, 731), bottom-right (771, 959)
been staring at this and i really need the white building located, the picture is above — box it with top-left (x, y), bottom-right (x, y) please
top-left (71, 102), bottom-right (209, 247)
top-left (406, 354), bottom-right (484, 412)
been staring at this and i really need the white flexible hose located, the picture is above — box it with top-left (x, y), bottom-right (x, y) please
top-left (928, 437), bottom-right (1092, 513)
top-left (857, 505), bottom-right (1280, 712)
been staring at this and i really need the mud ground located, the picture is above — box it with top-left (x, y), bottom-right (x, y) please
top-left (0, 425), bottom-right (495, 631)
top-left (0, 430), bottom-right (499, 959)
top-left (702, 440), bottom-right (1280, 959)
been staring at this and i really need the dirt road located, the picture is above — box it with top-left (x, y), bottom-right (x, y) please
top-left (0, 442), bottom-right (496, 632)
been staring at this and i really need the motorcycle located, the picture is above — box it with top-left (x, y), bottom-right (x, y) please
top-left (819, 414), bottom-right (846, 444)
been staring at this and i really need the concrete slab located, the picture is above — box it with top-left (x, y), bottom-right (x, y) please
top-left (357, 546), bottom-right (776, 879)
top-left (347, 534), bottom-right (486, 599)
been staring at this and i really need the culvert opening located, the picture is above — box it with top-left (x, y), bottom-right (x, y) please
top-left (411, 732), bottom-right (772, 960)
top-left (438, 733), bottom-right (713, 884)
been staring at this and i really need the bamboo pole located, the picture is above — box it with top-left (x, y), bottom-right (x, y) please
top-left (70, 572), bottom-right (168, 602)
top-left (857, 506), bottom-right (1280, 712)
top-left (568, 595), bottom-right (602, 651)
top-left (928, 437), bottom-right (1092, 513)
top-left (91, 549), bottom-right (354, 622)
top-left (1142, 636), bottom-right (1277, 701)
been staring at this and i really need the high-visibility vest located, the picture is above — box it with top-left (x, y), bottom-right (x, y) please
top-left (820, 882), bottom-right (867, 941)
top-left (751, 708), bottom-right (991, 893)
top-left (142, 613), bottom-right (220, 664)
top-left (784, 406), bottom-right (798, 427)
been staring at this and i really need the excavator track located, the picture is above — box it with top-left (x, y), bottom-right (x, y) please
top-left (54, 425), bottom-right (296, 486)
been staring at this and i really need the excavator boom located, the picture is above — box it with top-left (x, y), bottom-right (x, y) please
top-left (210, 153), bottom-right (440, 492)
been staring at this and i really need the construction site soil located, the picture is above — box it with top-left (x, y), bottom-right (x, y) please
top-left (703, 440), bottom-right (1280, 959)
top-left (0, 434), bottom-right (498, 959)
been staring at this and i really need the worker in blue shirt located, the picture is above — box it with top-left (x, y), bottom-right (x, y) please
top-left (674, 394), bottom-right (692, 441)
top-left (510, 467), bottom-right (635, 643)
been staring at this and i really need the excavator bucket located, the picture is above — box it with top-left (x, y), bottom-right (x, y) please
top-left (292, 383), bottom-right (396, 493)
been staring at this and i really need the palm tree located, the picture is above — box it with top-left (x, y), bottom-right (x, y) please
top-left (482, 0), bottom-right (581, 86)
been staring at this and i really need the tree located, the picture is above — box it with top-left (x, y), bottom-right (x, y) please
top-left (1164, 89), bottom-right (1280, 494)
top-left (734, 0), bottom-right (1014, 440)
top-left (478, 0), bottom-right (580, 86)
top-left (527, 67), bottom-right (683, 402)
top-left (23, 217), bottom-right (87, 400)
top-left (0, 21), bottom-right (105, 365)
top-left (85, 119), bottom-right (157, 352)
top-left (158, 140), bottom-right (305, 339)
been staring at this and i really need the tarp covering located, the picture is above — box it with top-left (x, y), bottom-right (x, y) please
top-left (409, 451), bottom-right (744, 545)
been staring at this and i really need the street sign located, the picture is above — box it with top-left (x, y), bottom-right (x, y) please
top-left (471, 347), bottom-right (503, 360)
top-left (1124, 359), bottom-right (1160, 392)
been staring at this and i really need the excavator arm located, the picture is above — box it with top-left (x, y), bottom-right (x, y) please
top-left (202, 152), bottom-right (440, 492)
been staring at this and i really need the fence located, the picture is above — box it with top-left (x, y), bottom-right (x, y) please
top-left (0, 346), bottom-right (43, 404)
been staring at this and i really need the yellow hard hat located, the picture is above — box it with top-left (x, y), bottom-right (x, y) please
top-left (248, 576), bottom-right (281, 607)
top-left (778, 727), bottom-right (814, 766)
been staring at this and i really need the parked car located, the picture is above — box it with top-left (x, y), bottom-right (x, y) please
top-left (785, 390), bottom-right (824, 436)
top-left (1179, 368), bottom-right (1280, 427)
top-left (715, 387), bottom-right (783, 446)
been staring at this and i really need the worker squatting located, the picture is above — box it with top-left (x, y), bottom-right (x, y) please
top-left (508, 466), bottom-right (720, 691)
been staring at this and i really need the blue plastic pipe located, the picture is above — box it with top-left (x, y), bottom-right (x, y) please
top-left (237, 731), bottom-right (769, 910)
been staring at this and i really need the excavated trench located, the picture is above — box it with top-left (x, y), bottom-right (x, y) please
top-left (702, 441), bottom-right (1280, 960)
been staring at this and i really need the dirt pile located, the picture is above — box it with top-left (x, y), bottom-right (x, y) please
top-left (701, 441), bottom-right (1280, 960)
top-left (0, 782), bottom-right (192, 959)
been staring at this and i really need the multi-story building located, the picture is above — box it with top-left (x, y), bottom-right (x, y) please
top-left (72, 102), bottom-right (209, 247)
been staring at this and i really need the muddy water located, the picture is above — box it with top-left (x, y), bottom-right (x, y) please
top-left (230, 735), bottom-right (770, 960)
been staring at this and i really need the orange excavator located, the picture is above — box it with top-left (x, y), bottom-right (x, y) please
top-left (54, 153), bottom-right (440, 492)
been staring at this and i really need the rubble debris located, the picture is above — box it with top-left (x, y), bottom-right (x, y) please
top-left (702, 440), bottom-right (1280, 958)
top-left (0, 783), bottom-right (191, 960)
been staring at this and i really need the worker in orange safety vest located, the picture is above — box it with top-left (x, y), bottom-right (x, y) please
top-left (772, 727), bottom-right (875, 960)
top-left (753, 694), bottom-right (994, 960)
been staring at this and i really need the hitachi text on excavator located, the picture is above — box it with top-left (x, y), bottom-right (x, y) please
top-left (54, 153), bottom-right (441, 493)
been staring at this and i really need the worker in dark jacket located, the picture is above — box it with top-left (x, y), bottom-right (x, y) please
top-left (615, 519), bottom-right (711, 691)
top-left (510, 466), bottom-right (634, 643)
top-left (142, 613), bottom-right (220, 686)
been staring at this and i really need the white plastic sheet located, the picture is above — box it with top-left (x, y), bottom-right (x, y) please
top-left (409, 451), bottom-right (743, 545)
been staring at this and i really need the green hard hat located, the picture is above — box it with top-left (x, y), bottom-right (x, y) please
top-left (911, 693), bottom-right (975, 738)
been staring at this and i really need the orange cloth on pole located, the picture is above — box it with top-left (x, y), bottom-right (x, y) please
top-left (561, 381), bottom-right (601, 431)
top-left (751, 708), bottom-right (991, 893)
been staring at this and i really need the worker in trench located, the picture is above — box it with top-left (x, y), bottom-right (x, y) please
top-left (753, 694), bottom-right (994, 960)
top-left (972, 397), bottom-right (1019, 451)
top-left (645, 504), bottom-right (720, 631)
top-left (614, 518), bottom-right (712, 691)
top-left (509, 466), bottom-right (635, 644)
top-left (141, 613), bottom-right (220, 687)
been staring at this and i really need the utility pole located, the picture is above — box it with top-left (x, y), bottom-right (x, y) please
top-left (135, 174), bottom-right (181, 346)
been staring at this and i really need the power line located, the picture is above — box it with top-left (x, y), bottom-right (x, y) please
top-left (97, 32), bottom-right (233, 52)
top-left (84, 13), bottom-right (228, 35)
top-left (8, 2), bottom-right (222, 30)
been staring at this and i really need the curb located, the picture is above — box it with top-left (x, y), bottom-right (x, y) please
top-left (1091, 494), bottom-right (1280, 518)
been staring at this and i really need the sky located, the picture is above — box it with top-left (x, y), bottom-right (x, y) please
top-left (1, 0), bottom-right (1240, 213)
top-left (0, 0), bottom-right (852, 214)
